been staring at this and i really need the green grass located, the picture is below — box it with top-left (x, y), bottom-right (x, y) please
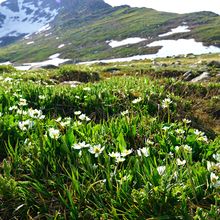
top-left (0, 56), bottom-right (220, 219)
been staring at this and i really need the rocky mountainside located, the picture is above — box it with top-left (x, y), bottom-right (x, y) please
top-left (0, 0), bottom-right (219, 63)
top-left (0, 0), bottom-right (110, 46)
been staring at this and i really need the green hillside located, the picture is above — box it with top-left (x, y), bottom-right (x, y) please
top-left (0, 6), bottom-right (219, 63)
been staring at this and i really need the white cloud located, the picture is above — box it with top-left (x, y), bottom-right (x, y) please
top-left (104, 0), bottom-right (220, 15)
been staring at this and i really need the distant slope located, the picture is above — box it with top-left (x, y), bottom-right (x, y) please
top-left (0, 2), bottom-right (219, 63)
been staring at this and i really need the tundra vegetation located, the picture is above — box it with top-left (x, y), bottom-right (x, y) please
top-left (0, 53), bottom-right (220, 219)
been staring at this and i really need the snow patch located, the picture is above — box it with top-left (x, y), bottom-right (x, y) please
top-left (80, 38), bottom-right (220, 64)
top-left (58, 44), bottom-right (65, 49)
top-left (15, 53), bottom-right (70, 70)
top-left (26, 41), bottom-right (34, 45)
top-left (49, 53), bottom-right (61, 59)
top-left (159, 26), bottom-right (190, 37)
top-left (36, 24), bottom-right (51, 34)
top-left (0, 61), bottom-right (12, 65)
top-left (108, 37), bottom-right (147, 48)
top-left (45, 33), bottom-right (52, 37)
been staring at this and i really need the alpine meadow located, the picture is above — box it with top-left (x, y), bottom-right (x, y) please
top-left (0, 0), bottom-right (220, 219)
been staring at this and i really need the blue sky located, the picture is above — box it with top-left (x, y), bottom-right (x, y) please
top-left (104, 0), bottom-right (220, 14)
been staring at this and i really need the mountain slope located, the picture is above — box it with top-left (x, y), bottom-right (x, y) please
top-left (0, 0), bottom-right (219, 63)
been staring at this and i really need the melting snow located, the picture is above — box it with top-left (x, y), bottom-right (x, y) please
top-left (35, 24), bottom-right (51, 34)
top-left (49, 53), bottom-right (61, 59)
top-left (45, 33), bottom-right (52, 37)
top-left (0, 61), bottom-right (12, 65)
top-left (15, 53), bottom-right (70, 70)
top-left (80, 38), bottom-right (220, 64)
top-left (159, 25), bottom-right (190, 37)
top-left (108, 37), bottom-right (147, 48)
top-left (58, 44), bottom-right (65, 49)
top-left (26, 41), bottom-right (34, 45)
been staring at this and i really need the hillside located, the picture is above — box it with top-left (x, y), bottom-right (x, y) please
top-left (0, 53), bottom-right (220, 218)
top-left (0, 0), bottom-right (219, 63)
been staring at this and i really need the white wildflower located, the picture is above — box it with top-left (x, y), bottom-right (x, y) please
top-left (18, 98), bottom-right (27, 106)
top-left (28, 108), bottom-right (45, 119)
top-left (74, 111), bottom-right (82, 116)
top-left (39, 95), bottom-right (46, 100)
top-left (146, 139), bottom-right (154, 145)
top-left (213, 154), bottom-right (220, 162)
top-left (194, 129), bottom-right (204, 136)
top-left (73, 120), bottom-right (82, 126)
top-left (109, 152), bottom-right (121, 158)
top-left (176, 158), bottom-right (186, 166)
top-left (121, 149), bottom-right (133, 157)
top-left (175, 128), bottom-right (185, 135)
top-left (197, 135), bottom-right (208, 143)
top-left (207, 161), bottom-right (216, 172)
top-left (88, 144), bottom-right (105, 157)
top-left (13, 93), bottom-right (22, 98)
top-left (109, 152), bottom-right (125, 163)
top-left (157, 166), bottom-right (166, 175)
top-left (60, 117), bottom-right (71, 127)
top-left (55, 117), bottom-right (62, 122)
top-left (115, 156), bottom-right (126, 163)
top-left (207, 161), bottom-right (220, 172)
top-left (18, 120), bottom-right (34, 131)
top-left (121, 110), bottom-right (129, 116)
top-left (72, 141), bottom-right (91, 150)
top-left (162, 126), bottom-right (170, 131)
top-left (162, 98), bottom-right (172, 109)
top-left (183, 118), bottom-right (191, 124)
top-left (78, 114), bottom-right (91, 121)
top-left (137, 147), bottom-right (150, 157)
top-left (210, 172), bottom-right (220, 188)
top-left (17, 109), bottom-right (28, 115)
top-left (168, 152), bottom-right (174, 157)
top-left (132, 97), bottom-right (142, 104)
top-left (175, 145), bottom-right (192, 153)
top-left (48, 128), bottom-right (60, 140)
top-left (9, 106), bottom-right (18, 111)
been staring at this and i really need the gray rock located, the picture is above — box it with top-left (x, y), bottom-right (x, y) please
top-left (207, 60), bottom-right (220, 68)
top-left (183, 71), bottom-right (193, 81)
top-left (61, 81), bottom-right (82, 88)
top-left (190, 72), bottom-right (210, 82)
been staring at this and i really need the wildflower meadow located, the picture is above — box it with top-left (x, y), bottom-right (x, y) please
top-left (0, 62), bottom-right (219, 219)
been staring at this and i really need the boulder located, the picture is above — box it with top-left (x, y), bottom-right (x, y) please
top-left (61, 81), bottom-right (82, 88)
top-left (190, 72), bottom-right (210, 82)
top-left (207, 60), bottom-right (220, 68)
top-left (182, 71), bottom-right (193, 81)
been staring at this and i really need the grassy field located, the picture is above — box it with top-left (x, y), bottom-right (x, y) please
top-left (0, 54), bottom-right (220, 219)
